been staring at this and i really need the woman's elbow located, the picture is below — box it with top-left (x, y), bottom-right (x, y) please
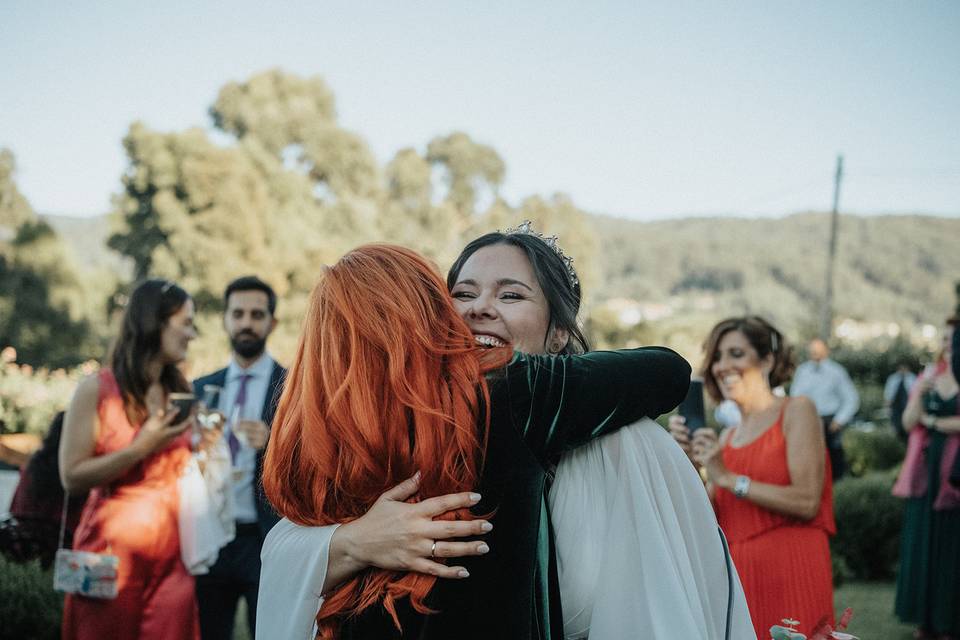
top-left (796, 497), bottom-right (820, 521)
top-left (60, 467), bottom-right (88, 494)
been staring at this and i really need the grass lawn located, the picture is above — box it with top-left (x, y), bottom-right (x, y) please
top-left (233, 580), bottom-right (916, 639)
top-left (835, 580), bottom-right (915, 640)
top-left (235, 599), bottom-right (251, 640)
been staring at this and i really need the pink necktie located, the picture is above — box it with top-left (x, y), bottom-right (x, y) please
top-left (228, 373), bottom-right (252, 462)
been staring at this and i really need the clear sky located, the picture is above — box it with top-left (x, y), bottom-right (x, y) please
top-left (2, 1), bottom-right (958, 220)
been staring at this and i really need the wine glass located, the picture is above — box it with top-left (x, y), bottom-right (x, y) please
top-left (198, 384), bottom-right (223, 430)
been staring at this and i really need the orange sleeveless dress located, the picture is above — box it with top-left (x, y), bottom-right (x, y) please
top-left (62, 369), bottom-right (200, 640)
top-left (715, 401), bottom-right (836, 639)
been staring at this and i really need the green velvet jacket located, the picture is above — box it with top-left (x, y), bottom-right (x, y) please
top-left (340, 347), bottom-right (691, 640)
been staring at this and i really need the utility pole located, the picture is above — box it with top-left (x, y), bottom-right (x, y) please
top-left (820, 155), bottom-right (844, 341)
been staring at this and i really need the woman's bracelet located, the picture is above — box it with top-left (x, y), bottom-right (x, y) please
top-left (733, 475), bottom-right (751, 499)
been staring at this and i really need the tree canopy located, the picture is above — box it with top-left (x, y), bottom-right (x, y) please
top-left (0, 150), bottom-right (103, 368)
top-left (102, 69), bottom-right (598, 368)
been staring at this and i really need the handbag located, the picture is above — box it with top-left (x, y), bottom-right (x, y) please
top-left (52, 492), bottom-right (119, 599)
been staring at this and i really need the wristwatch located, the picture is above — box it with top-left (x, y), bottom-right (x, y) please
top-left (733, 475), bottom-right (751, 499)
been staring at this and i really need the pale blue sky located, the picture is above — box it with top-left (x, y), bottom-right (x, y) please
top-left (1, 1), bottom-right (958, 220)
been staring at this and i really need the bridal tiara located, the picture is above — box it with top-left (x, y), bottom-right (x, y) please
top-left (502, 220), bottom-right (580, 289)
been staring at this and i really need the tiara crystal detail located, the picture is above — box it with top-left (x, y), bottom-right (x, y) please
top-left (502, 220), bottom-right (579, 288)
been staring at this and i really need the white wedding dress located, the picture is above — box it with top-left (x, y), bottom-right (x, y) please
top-left (257, 419), bottom-right (756, 640)
top-left (548, 418), bottom-right (756, 639)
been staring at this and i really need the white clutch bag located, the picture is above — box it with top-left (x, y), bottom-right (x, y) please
top-left (52, 491), bottom-right (119, 599)
top-left (53, 548), bottom-right (119, 599)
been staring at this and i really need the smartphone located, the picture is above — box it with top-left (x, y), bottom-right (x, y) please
top-left (168, 393), bottom-right (197, 424)
top-left (678, 379), bottom-right (706, 433)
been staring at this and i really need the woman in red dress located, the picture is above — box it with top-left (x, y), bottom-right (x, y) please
top-left (59, 279), bottom-right (201, 640)
top-left (670, 316), bottom-right (835, 638)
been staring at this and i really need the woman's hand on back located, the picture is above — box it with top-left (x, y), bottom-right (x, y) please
top-left (337, 472), bottom-right (493, 579)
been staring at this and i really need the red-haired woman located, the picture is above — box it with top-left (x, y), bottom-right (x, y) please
top-left (668, 317), bottom-right (835, 639)
top-left (259, 244), bottom-right (690, 639)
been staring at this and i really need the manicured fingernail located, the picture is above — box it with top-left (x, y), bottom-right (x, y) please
top-left (458, 569), bottom-right (470, 578)
top-left (480, 521), bottom-right (493, 532)
top-left (477, 543), bottom-right (490, 554)
top-left (469, 493), bottom-right (481, 502)
top-left (413, 470), bottom-right (421, 481)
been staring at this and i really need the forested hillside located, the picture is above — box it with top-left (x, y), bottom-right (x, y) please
top-left (591, 212), bottom-right (958, 334)
top-left (44, 210), bottom-right (959, 342)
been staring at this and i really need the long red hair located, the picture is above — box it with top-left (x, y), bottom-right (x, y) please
top-left (263, 244), bottom-right (510, 638)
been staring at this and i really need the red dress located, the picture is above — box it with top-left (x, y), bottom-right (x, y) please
top-left (62, 370), bottom-right (199, 640)
top-left (715, 401), bottom-right (836, 639)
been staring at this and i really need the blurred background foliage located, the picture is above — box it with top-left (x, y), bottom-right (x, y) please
top-left (1, 69), bottom-right (957, 436)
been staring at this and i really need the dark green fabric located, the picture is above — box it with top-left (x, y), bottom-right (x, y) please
top-left (894, 394), bottom-right (960, 635)
top-left (339, 347), bottom-right (691, 640)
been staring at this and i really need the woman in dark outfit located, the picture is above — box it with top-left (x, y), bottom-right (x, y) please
top-left (893, 316), bottom-right (960, 640)
top-left (258, 244), bottom-right (690, 639)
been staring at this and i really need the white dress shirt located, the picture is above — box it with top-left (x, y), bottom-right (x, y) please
top-left (884, 370), bottom-right (917, 403)
top-left (218, 352), bottom-right (275, 524)
top-left (790, 357), bottom-right (860, 426)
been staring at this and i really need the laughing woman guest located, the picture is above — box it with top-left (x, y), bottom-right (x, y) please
top-left (670, 316), bottom-right (835, 638)
top-left (59, 279), bottom-right (201, 640)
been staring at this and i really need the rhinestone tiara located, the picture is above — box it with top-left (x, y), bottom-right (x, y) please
top-left (501, 220), bottom-right (579, 289)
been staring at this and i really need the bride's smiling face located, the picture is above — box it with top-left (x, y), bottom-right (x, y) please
top-left (450, 244), bottom-right (556, 355)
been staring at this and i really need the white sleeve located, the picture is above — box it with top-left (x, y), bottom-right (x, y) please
top-left (883, 374), bottom-right (898, 402)
top-left (549, 419), bottom-right (756, 640)
top-left (833, 364), bottom-right (860, 426)
top-left (257, 519), bottom-right (340, 640)
top-left (789, 363), bottom-right (810, 397)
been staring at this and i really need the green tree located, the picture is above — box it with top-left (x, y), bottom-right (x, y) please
top-left (426, 132), bottom-right (505, 220)
top-left (0, 149), bottom-right (102, 367)
top-left (106, 70), bottom-right (603, 367)
top-left (0, 148), bottom-right (35, 231)
top-left (210, 68), bottom-right (337, 155)
top-left (0, 221), bottom-right (97, 368)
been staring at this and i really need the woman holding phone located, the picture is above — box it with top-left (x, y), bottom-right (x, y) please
top-left (59, 279), bottom-right (203, 640)
top-left (669, 316), bottom-right (835, 639)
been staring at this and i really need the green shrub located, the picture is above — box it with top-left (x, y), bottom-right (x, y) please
top-left (832, 338), bottom-right (926, 386)
top-left (0, 348), bottom-right (93, 435)
top-left (831, 471), bottom-right (903, 580)
top-left (831, 551), bottom-right (851, 588)
top-left (853, 382), bottom-right (886, 423)
top-left (842, 427), bottom-right (906, 477)
top-left (0, 554), bottom-right (62, 639)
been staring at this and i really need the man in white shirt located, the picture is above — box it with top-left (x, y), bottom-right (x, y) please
top-left (193, 276), bottom-right (285, 640)
top-left (790, 338), bottom-right (860, 480)
top-left (884, 362), bottom-right (917, 441)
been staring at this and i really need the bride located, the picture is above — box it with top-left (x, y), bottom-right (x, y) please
top-left (447, 226), bottom-right (754, 640)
